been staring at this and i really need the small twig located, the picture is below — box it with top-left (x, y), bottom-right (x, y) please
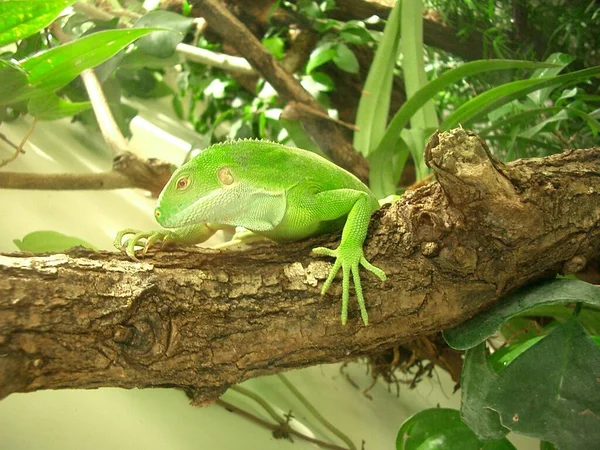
top-left (216, 399), bottom-right (349, 450)
top-left (49, 23), bottom-right (129, 155)
top-left (277, 373), bottom-right (358, 450)
top-left (0, 118), bottom-right (37, 168)
top-left (0, 132), bottom-right (19, 151)
top-left (176, 43), bottom-right (255, 74)
top-left (229, 385), bottom-right (286, 425)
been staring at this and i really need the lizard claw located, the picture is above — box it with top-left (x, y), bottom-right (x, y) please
top-left (114, 228), bottom-right (171, 261)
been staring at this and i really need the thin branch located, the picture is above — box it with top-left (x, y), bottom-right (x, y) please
top-left (176, 43), bottom-right (255, 74)
top-left (277, 374), bottom-right (358, 450)
top-left (0, 171), bottom-right (133, 190)
top-left (49, 23), bottom-right (129, 155)
top-left (0, 118), bottom-right (37, 168)
top-left (229, 385), bottom-right (286, 425)
top-left (215, 399), bottom-right (350, 450)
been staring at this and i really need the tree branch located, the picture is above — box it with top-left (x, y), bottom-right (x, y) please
top-left (0, 152), bottom-right (174, 197)
top-left (1, 129), bottom-right (599, 403)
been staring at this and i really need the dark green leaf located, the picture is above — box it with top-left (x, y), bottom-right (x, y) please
top-left (0, 0), bottom-right (75, 47)
top-left (262, 36), bottom-right (285, 60)
top-left (4, 28), bottom-right (162, 105)
top-left (333, 43), bottom-right (359, 74)
top-left (461, 344), bottom-right (510, 440)
top-left (486, 317), bottom-right (600, 449)
top-left (0, 59), bottom-right (31, 105)
top-left (487, 336), bottom-right (545, 373)
top-left (444, 279), bottom-right (600, 350)
top-left (14, 231), bottom-right (97, 253)
top-left (118, 69), bottom-right (174, 99)
top-left (396, 408), bottom-right (515, 450)
top-left (306, 42), bottom-right (336, 73)
top-left (27, 93), bottom-right (91, 120)
top-left (527, 53), bottom-right (574, 106)
top-left (133, 11), bottom-right (191, 58)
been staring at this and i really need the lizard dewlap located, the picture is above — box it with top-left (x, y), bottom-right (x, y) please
top-left (115, 140), bottom-right (387, 325)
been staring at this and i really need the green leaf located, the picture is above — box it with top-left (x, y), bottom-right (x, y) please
top-left (0, 0), bottom-right (76, 47)
top-left (374, 60), bottom-right (559, 159)
top-left (262, 36), bottom-right (285, 60)
top-left (367, 133), bottom-right (409, 198)
top-left (14, 231), bottom-right (97, 253)
top-left (527, 53), bottom-right (574, 106)
top-left (339, 21), bottom-right (373, 45)
top-left (2, 28), bottom-right (163, 105)
top-left (396, 408), bottom-right (515, 450)
top-left (332, 43), bottom-right (359, 74)
top-left (487, 335), bottom-right (545, 373)
top-left (441, 67), bottom-right (600, 130)
top-left (461, 344), bottom-right (510, 440)
top-left (0, 59), bottom-right (31, 105)
top-left (306, 42), bottom-right (336, 73)
top-left (443, 279), bottom-right (600, 350)
top-left (133, 11), bottom-right (191, 58)
top-left (353, 0), bottom-right (402, 157)
top-left (486, 317), bottom-right (600, 449)
top-left (27, 93), bottom-right (91, 120)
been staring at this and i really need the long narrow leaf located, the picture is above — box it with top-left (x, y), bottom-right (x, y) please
top-left (374, 60), bottom-right (558, 157)
top-left (1, 28), bottom-right (167, 105)
top-left (352, 0), bottom-right (402, 157)
top-left (478, 106), bottom-right (560, 136)
top-left (401, 0), bottom-right (437, 131)
top-left (441, 67), bottom-right (600, 130)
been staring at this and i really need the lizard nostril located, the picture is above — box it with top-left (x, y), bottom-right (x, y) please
top-left (154, 208), bottom-right (161, 219)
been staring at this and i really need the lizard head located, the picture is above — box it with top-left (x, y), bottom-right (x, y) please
top-left (154, 141), bottom-right (253, 229)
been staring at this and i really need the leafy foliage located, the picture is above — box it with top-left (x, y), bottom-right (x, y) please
top-left (396, 408), bottom-right (515, 449)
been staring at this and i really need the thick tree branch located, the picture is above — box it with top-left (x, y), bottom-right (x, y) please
top-left (1, 129), bottom-right (599, 403)
top-left (190, 0), bottom-right (370, 181)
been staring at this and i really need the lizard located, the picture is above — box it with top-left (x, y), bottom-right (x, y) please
top-left (114, 139), bottom-right (387, 325)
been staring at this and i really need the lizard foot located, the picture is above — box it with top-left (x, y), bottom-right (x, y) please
top-left (312, 245), bottom-right (386, 326)
top-left (114, 228), bottom-right (173, 261)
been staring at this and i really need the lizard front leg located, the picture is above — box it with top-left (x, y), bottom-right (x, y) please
top-left (310, 189), bottom-right (386, 325)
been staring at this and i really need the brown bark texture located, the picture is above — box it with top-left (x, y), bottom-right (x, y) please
top-left (1, 129), bottom-right (599, 403)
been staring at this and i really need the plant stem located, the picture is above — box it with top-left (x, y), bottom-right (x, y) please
top-left (276, 373), bottom-right (358, 450)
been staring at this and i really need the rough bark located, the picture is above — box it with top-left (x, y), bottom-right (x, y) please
top-left (1, 129), bottom-right (599, 403)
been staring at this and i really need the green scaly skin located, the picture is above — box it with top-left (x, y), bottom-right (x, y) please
top-left (114, 140), bottom-right (387, 325)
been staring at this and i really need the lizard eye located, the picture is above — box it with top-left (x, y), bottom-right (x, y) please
top-left (176, 176), bottom-right (190, 190)
top-left (217, 166), bottom-right (234, 186)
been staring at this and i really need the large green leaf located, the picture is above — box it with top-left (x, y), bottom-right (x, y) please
top-left (353, 0), bottom-right (402, 157)
top-left (486, 317), bottom-right (600, 449)
top-left (0, 0), bottom-right (76, 47)
top-left (14, 231), bottom-right (97, 253)
top-left (1, 28), bottom-right (163, 105)
top-left (27, 93), bottom-right (91, 120)
top-left (396, 408), bottom-right (515, 450)
top-left (374, 60), bottom-right (558, 158)
top-left (461, 344), bottom-right (509, 440)
top-left (444, 279), bottom-right (600, 350)
top-left (441, 67), bottom-right (600, 130)
top-left (133, 10), bottom-right (191, 58)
